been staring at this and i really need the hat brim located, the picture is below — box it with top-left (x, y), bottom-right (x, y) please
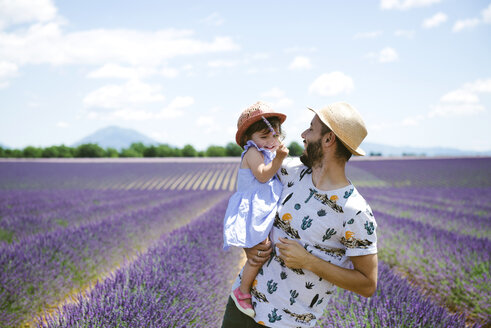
top-left (307, 107), bottom-right (365, 156)
top-left (236, 112), bottom-right (287, 147)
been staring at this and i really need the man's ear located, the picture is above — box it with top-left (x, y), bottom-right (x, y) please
top-left (324, 132), bottom-right (334, 144)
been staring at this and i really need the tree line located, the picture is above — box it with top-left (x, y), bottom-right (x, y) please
top-left (0, 142), bottom-right (305, 158)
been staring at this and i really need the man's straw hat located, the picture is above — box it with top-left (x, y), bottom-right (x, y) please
top-left (235, 101), bottom-right (287, 147)
top-left (308, 102), bottom-right (367, 156)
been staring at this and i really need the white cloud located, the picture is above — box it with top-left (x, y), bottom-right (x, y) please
top-left (248, 53), bottom-right (270, 60)
top-left (110, 108), bottom-right (156, 121)
top-left (380, 0), bottom-right (441, 10)
top-left (380, 47), bottom-right (399, 62)
top-left (195, 115), bottom-right (220, 134)
top-left (453, 18), bottom-right (480, 32)
top-left (309, 72), bottom-right (354, 97)
top-left (422, 12), bottom-right (447, 28)
top-left (0, 61), bottom-right (17, 78)
top-left (86, 95), bottom-right (194, 121)
top-left (483, 4), bottom-right (491, 23)
top-left (87, 64), bottom-right (156, 79)
top-left (440, 90), bottom-right (479, 103)
top-left (429, 103), bottom-right (485, 117)
top-left (200, 12), bottom-right (224, 26)
top-left (149, 131), bottom-right (169, 143)
top-left (394, 30), bottom-right (415, 38)
top-left (288, 56), bottom-right (312, 70)
top-left (272, 98), bottom-right (294, 109)
top-left (0, 23), bottom-right (239, 67)
top-left (196, 116), bottom-right (214, 127)
top-left (260, 87), bottom-right (293, 109)
top-left (354, 31), bottom-right (383, 39)
top-left (27, 101), bottom-right (40, 108)
top-left (87, 63), bottom-right (180, 80)
top-left (0, 61), bottom-right (17, 87)
top-left (428, 78), bottom-right (491, 117)
top-left (161, 67), bottom-right (179, 78)
top-left (56, 121), bottom-right (69, 128)
top-left (402, 115), bottom-right (425, 126)
top-left (208, 59), bottom-right (239, 68)
top-left (464, 79), bottom-right (491, 93)
top-left (365, 47), bottom-right (399, 63)
top-left (159, 96), bottom-right (194, 119)
top-left (261, 87), bottom-right (285, 98)
top-left (284, 46), bottom-right (317, 53)
top-left (451, 4), bottom-right (491, 32)
top-left (0, 0), bottom-right (58, 29)
top-left (84, 80), bottom-right (165, 109)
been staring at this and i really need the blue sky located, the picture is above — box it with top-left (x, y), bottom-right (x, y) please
top-left (1, 0), bottom-right (490, 151)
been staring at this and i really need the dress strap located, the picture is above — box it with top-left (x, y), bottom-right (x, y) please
top-left (241, 140), bottom-right (275, 164)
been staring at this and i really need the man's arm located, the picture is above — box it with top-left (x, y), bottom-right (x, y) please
top-left (276, 237), bottom-right (378, 297)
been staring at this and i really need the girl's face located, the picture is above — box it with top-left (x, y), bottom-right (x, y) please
top-left (250, 128), bottom-right (281, 151)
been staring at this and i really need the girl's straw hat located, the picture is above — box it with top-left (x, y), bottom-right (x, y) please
top-left (235, 101), bottom-right (287, 147)
top-left (308, 102), bottom-right (367, 156)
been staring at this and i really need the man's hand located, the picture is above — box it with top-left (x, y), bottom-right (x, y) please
top-left (276, 237), bottom-right (311, 269)
top-left (244, 239), bottom-right (273, 267)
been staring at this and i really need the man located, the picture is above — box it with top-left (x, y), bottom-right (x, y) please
top-left (222, 102), bottom-right (378, 328)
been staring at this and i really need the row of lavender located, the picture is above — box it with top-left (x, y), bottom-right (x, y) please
top-left (0, 186), bottom-right (230, 327)
top-left (39, 198), bottom-right (243, 327)
top-left (0, 160), bottom-right (238, 191)
top-left (39, 197), bottom-right (469, 328)
top-left (347, 157), bottom-right (491, 326)
top-left (0, 189), bottom-right (190, 242)
top-left (1, 158), bottom-right (489, 327)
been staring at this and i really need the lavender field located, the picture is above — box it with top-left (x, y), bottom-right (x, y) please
top-left (0, 157), bottom-right (489, 327)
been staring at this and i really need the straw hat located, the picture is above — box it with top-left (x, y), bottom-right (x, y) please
top-left (235, 101), bottom-right (287, 147)
top-left (308, 102), bottom-right (367, 156)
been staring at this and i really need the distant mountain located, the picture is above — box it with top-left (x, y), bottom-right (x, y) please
top-left (361, 142), bottom-right (491, 157)
top-left (73, 126), bottom-right (158, 150)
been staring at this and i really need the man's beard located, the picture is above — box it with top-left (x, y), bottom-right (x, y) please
top-left (300, 138), bottom-right (323, 168)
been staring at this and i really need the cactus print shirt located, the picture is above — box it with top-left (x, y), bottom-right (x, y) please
top-left (231, 158), bottom-right (377, 327)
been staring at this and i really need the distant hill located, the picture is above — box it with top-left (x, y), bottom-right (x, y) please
top-left (73, 126), bottom-right (158, 150)
top-left (361, 142), bottom-right (491, 157)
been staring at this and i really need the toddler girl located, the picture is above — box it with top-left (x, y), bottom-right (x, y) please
top-left (223, 101), bottom-right (289, 318)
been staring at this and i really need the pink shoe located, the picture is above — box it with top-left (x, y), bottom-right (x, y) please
top-left (231, 287), bottom-right (255, 318)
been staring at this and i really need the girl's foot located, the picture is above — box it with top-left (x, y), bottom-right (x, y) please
top-left (231, 286), bottom-right (255, 318)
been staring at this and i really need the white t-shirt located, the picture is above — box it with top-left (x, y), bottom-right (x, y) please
top-left (231, 158), bottom-right (377, 327)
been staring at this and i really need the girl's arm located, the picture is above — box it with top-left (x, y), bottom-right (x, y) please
top-left (243, 144), bottom-right (289, 183)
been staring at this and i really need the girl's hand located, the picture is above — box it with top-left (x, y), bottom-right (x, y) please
top-left (276, 237), bottom-right (311, 270)
top-left (276, 143), bottom-right (289, 160)
top-left (244, 239), bottom-right (273, 267)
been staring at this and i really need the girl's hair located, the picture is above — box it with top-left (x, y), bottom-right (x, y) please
top-left (242, 116), bottom-right (285, 147)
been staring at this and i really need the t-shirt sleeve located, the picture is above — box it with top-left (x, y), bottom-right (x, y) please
top-left (277, 157), bottom-right (302, 185)
top-left (343, 203), bottom-right (377, 257)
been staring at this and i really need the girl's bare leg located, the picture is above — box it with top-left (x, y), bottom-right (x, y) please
top-left (239, 261), bottom-right (260, 305)
top-left (239, 238), bottom-right (269, 304)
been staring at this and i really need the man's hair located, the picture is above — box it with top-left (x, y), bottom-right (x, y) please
top-left (320, 124), bottom-right (352, 162)
top-left (242, 116), bottom-right (284, 146)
